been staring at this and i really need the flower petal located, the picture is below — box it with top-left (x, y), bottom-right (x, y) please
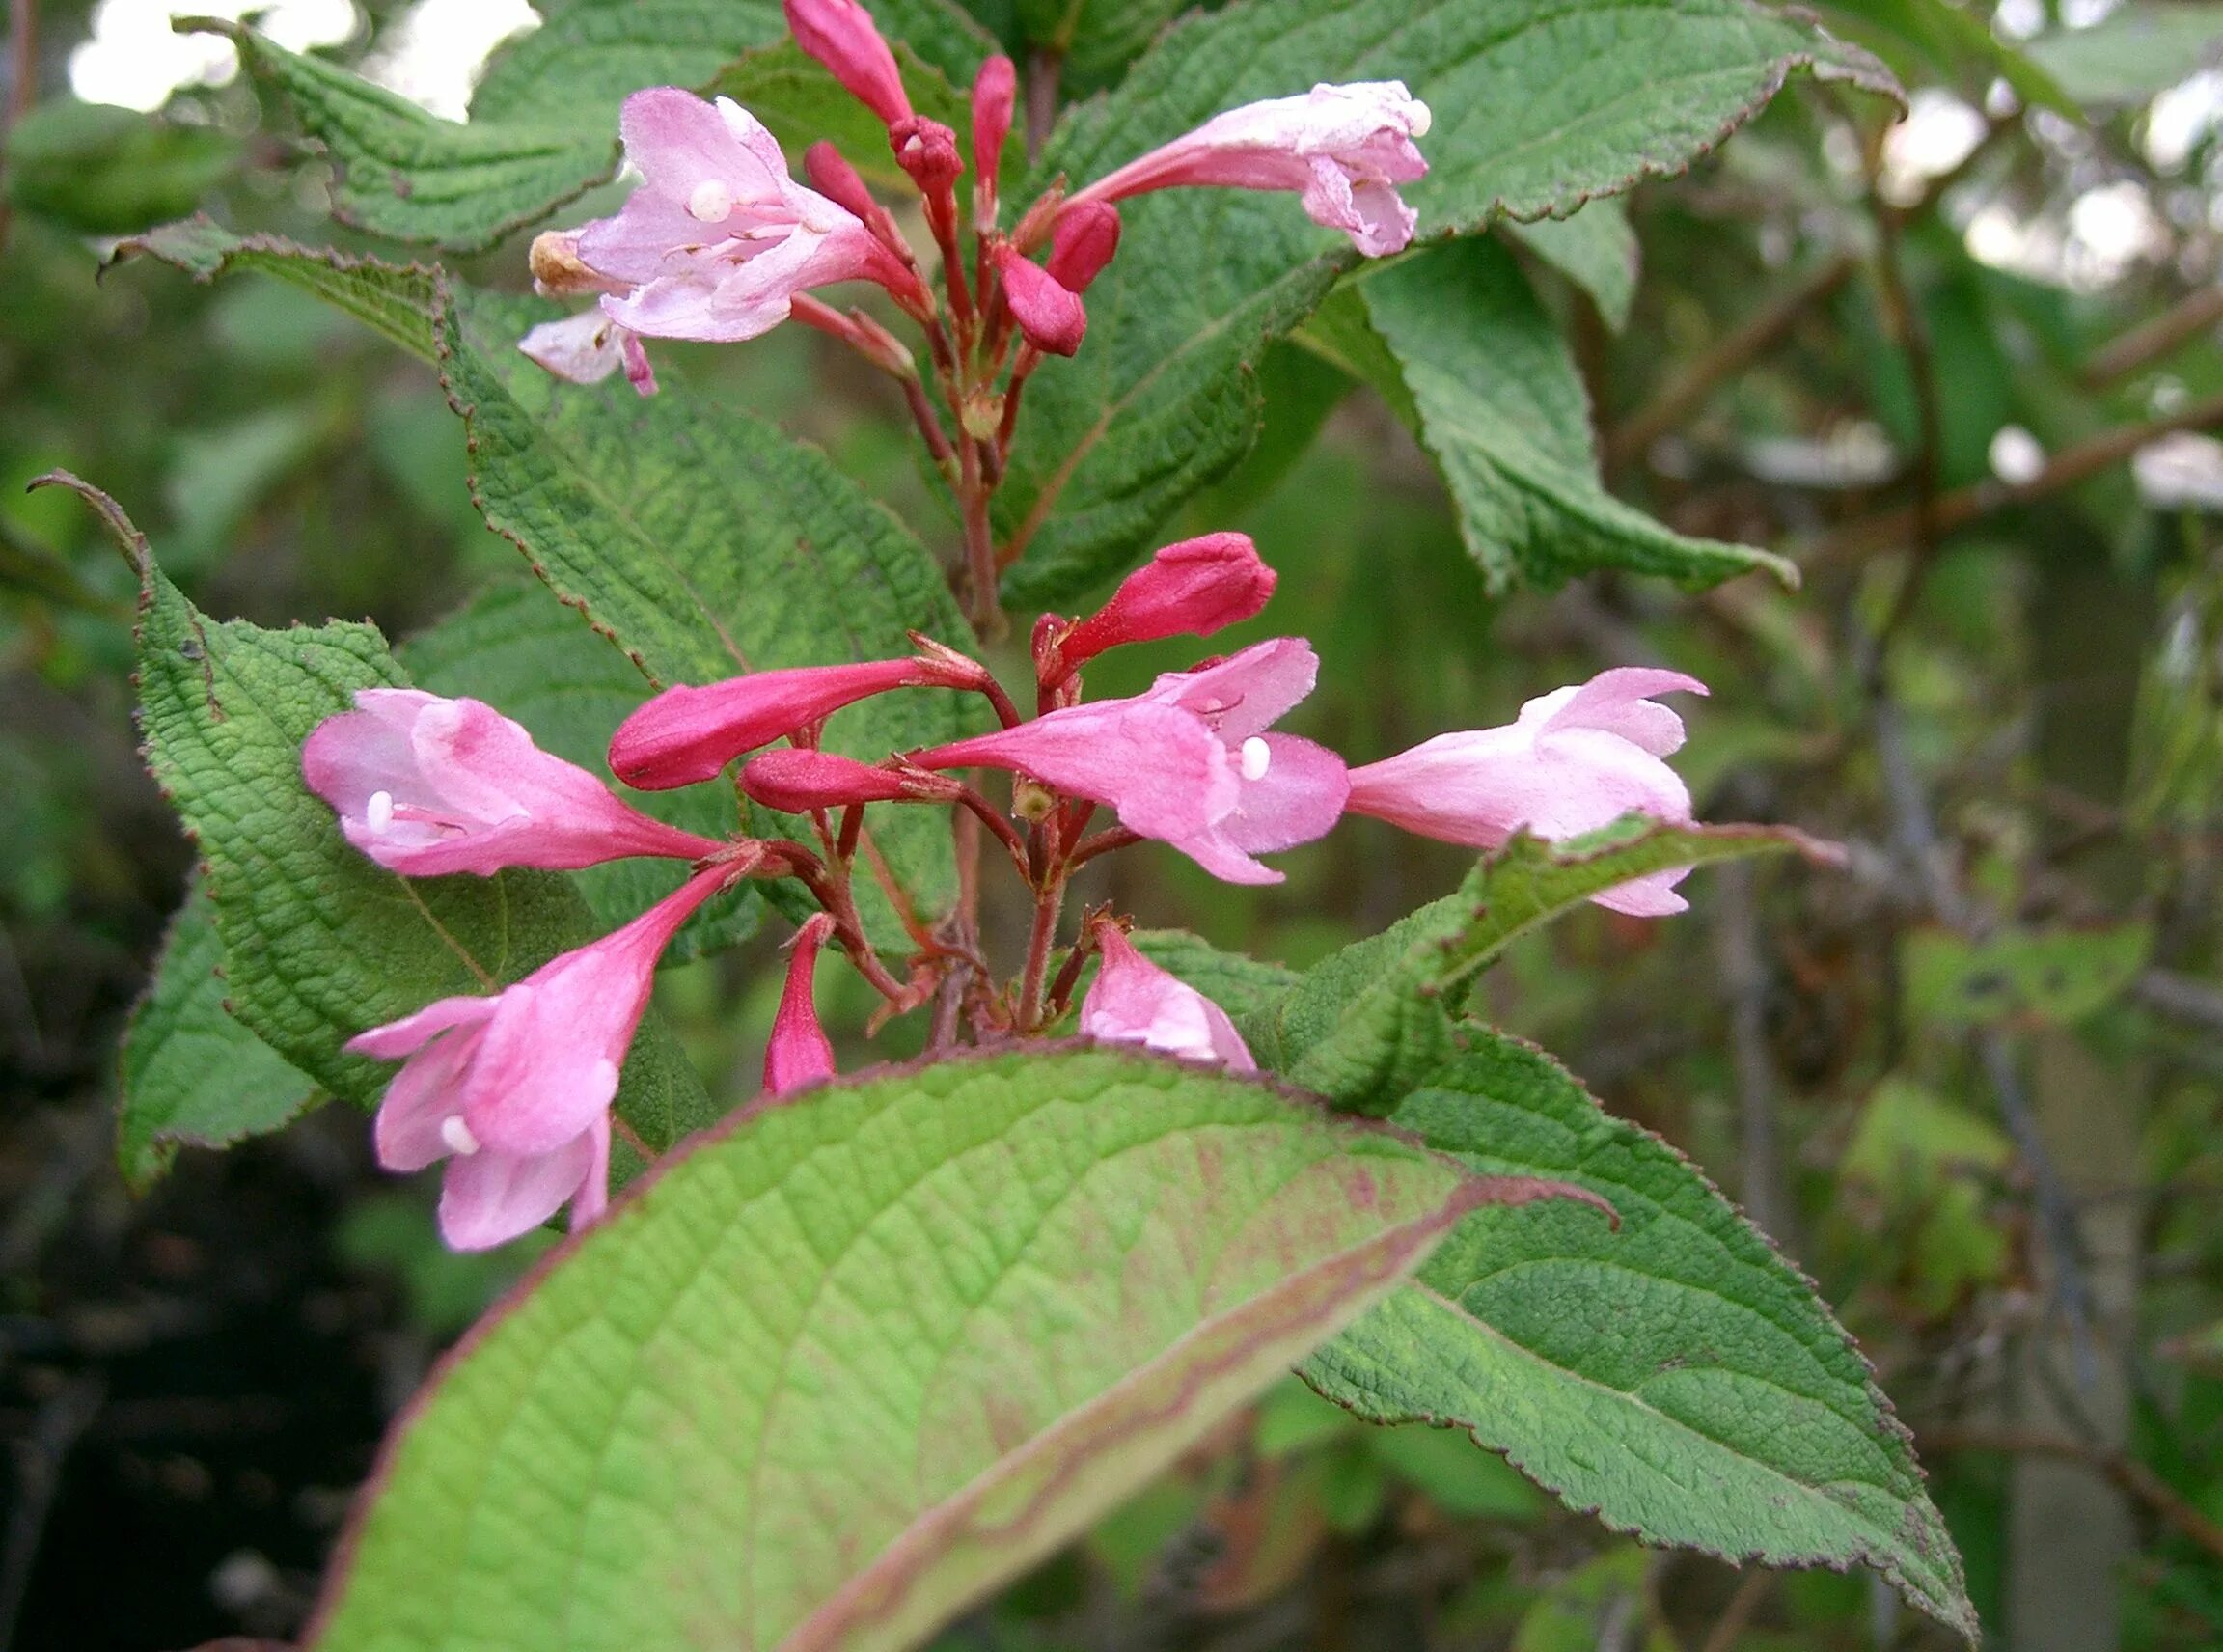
top-left (438, 1129), bottom-right (599, 1251)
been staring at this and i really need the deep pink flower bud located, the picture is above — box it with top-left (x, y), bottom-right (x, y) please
top-left (1065, 80), bottom-right (1430, 257)
top-left (304, 689), bottom-right (724, 876)
top-left (351, 864), bottom-right (730, 1250)
top-left (765, 913), bottom-right (838, 1094)
top-left (972, 54), bottom-right (1016, 205)
top-left (892, 115), bottom-right (963, 195)
top-left (1049, 533), bottom-right (1276, 674)
top-left (611, 656), bottom-right (975, 790)
top-left (739, 748), bottom-right (958, 812)
top-left (803, 140), bottom-right (881, 222)
top-left (1347, 668), bottom-right (1708, 916)
top-left (785, 0), bottom-right (912, 126)
top-left (991, 243), bottom-right (1086, 356)
top-left (1045, 201), bottom-right (1122, 294)
top-left (1082, 927), bottom-right (1255, 1071)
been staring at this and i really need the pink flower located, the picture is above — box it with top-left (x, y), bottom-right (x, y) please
top-left (1045, 201), bottom-right (1121, 293)
top-left (1066, 81), bottom-right (1430, 257)
top-left (764, 913), bottom-right (837, 1094)
top-left (1082, 927), bottom-right (1254, 1071)
top-left (517, 310), bottom-right (658, 396)
top-left (739, 748), bottom-right (956, 812)
top-left (611, 655), bottom-right (981, 791)
top-left (973, 54), bottom-right (1016, 215)
top-left (785, 0), bottom-right (911, 127)
top-left (571, 89), bottom-right (922, 345)
top-left (993, 243), bottom-right (1086, 356)
top-left (304, 689), bottom-right (724, 877)
top-left (914, 638), bottom-right (1347, 884)
top-left (1046, 533), bottom-right (1276, 676)
top-left (351, 865), bottom-right (729, 1250)
top-left (1347, 668), bottom-right (1708, 916)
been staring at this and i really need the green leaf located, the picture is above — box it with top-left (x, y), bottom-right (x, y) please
top-left (2025, 3), bottom-right (2223, 103)
top-left (310, 1046), bottom-right (1479, 1652)
top-left (1304, 1034), bottom-right (1978, 1639)
top-left (2, 99), bottom-right (242, 234)
top-left (399, 575), bottom-right (765, 962)
top-left (1902, 922), bottom-right (2153, 1028)
top-left (708, 39), bottom-right (977, 193)
top-left (996, 0), bottom-right (1895, 605)
top-left (438, 284), bottom-right (976, 941)
top-left (107, 218), bottom-right (441, 363)
top-left (56, 474), bottom-right (714, 1151)
top-left (1821, 0), bottom-right (2075, 118)
top-left (1014, 0), bottom-right (1190, 87)
top-left (468, 0), bottom-right (784, 123)
top-left (1255, 821), bottom-right (1828, 1114)
top-left (1504, 202), bottom-right (1638, 333)
top-left (1361, 238), bottom-right (1794, 592)
top-left (119, 877), bottom-right (320, 1188)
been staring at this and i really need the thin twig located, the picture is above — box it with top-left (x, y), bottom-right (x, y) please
top-left (1024, 47), bottom-right (1061, 163)
top-left (0, 0), bottom-right (38, 252)
top-left (1927, 1427), bottom-right (2223, 1563)
top-left (1699, 1569), bottom-right (1770, 1652)
top-left (2082, 286), bottom-right (2223, 389)
top-left (2133, 967), bottom-right (2223, 1032)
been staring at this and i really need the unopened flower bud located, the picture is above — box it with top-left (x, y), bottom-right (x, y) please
top-left (1048, 533), bottom-right (1276, 677)
top-left (1046, 202), bottom-right (1121, 294)
top-left (892, 115), bottom-right (963, 196)
top-left (803, 140), bottom-right (880, 224)
top-left (765, 914), bottom-right (838, 1095)
top-left (991, 243), bottom-right (1086, 356)
top-left (740, 748), bottom-right (955, 812)
top-left (785, 0), bottom-right (912, 127)
top-left (1082, 924), bottom-right (1255, 1070)
top-left (972, 54), bottom-right (1016, 219)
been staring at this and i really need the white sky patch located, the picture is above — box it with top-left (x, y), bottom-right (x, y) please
top-left (1881, 89), bottom-right (1989, 205)
top-left (360, 0), bottom-right (540, 122)
top-left (70, 0), bottom-right (356, 111)
top-left (1966, 181), bottom-right (2172, 290)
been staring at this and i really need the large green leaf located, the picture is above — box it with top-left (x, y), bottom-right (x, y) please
top-left (1252, 822), bottom-right (1827, 1113)
top-left (399, 576), bottom-right (764, 962)
top-left (2025, 3), bottom-right (2223, 103)
top-left (2, 98), bottom-right (242, 235)
top-left (308, 1047), bottom-right (1479, 1652)
top-left (708, 39), bottom-right (978, 193)
top-left (1358, 238), bottom-right (1794, 592)
top-left (437, 284), bottom-right (976, 940)
top-left (119, 877), bottom-right (320, 1188)
top-left (1304, 1034), bottom-right (1977, 1640)
top-left (67, 476), bottom-right (714, 1149)
top-left (1504, 200), bottom-right (1639, 332)
top-left (1013, 0), bottom-right (1190, 87)
top-left (995, 0), bottom-right (1895, 604)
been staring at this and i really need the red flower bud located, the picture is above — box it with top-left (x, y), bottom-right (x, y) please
top-left (765, 914), bottom-right (837, 1095)
top-left (1046, 201), bottom-right (1122, 294)
top-left (785, 0), bottom-right (911, 127)
top-left (1052, 533), bottom-right (1276, 672)
top-left (991, 243), bottom-right (1086, 357)
top-left (972, 54), bottom-right (1016, 207)
top-left (891, 115), bottom-right (963, 196)
top-left (739, 748), bottom-right (954, 812)
top-left (803, 139), bottom-right (879, 223)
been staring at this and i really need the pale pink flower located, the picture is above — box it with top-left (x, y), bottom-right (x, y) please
top-left (517, 310), bottom-right (658, 396)
top-left (610, 655), bottom-right (983, 791)
top-left (1065, 81), bottom-right (1431, 257)
top-left (303, 689), bottom-right (724, 877)
top-left (1082, 927), bottom-right (1255, 1071)
top-left (1347, 668), bottom-right (1708, 916)
top-left (1046, 533), bottom-right (1276, 676)
top-left (785, 0), bottom-right (911, 127)
top-left (351, 865), bottom-right (729, 1250)
top-left (764, 913), bottom-right (838, 1094)
top-left (571, 89), bottom-right (921, 345)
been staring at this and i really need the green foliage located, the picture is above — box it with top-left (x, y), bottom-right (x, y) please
top-left (1504, 202), bottom-right (1640, 332)
top-left (1358, 238), bottom-right (1796, 592)
top-left (1012, 0), bottom-right (1190, 88)
top-left (995, 0), bottom-right (1896, 604)
top-left (1304, 1034), bottom-right (1979, 1638)
top-left (2, 100), bottom-right (242, 235)
top-left (1841, 1079), bottom-right (2012, 1314)
top-left (2025, 4), bottom-right (2223, 103)
top-left (709, 40), bottom-right (977, 192)
top-left (98, 478), bottom-right (715, 1150)
top-left (437, 286), bottom-right (975, 941)
top-left (1903, 922), bottom-right (2153, 1027)
top-left (311, 1048), bottom-right (1476, 1652)
top-left (118, 877), bottom-right (318, 1188)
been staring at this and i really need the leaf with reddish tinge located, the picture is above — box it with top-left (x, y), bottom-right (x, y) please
top-left (307, 1047), bottom-right (1482, 1652)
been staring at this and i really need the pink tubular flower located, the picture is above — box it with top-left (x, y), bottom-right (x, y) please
top-left (973, 54), bottom-right (1016, 215)
top-left (1347, 668), bottom-right (1709, 916)
top-left (764, 913), bottom-right (838, 1094)
top-left (352, 865), bottom-right (730, 1251)
top-left (992, 244), bottom-right (1086, 356)
top-left (569, 89), bottom-right (923, 346)
top-left (1046, 201), bottom-right (1121, 293)
top-left (304, 689), bottom-right (724, 876)
top-left (1082, 927), bottom-right (1255, 1071)
top-left (611, 655), bottom-right (979, 791)
top-left (914, 638), bottom-right (1347, 884)
top-left (1065, 80), bottom-right (1431, 257)
top-left (785, 0), bottom-right (911, 127)
top-left (1047, 533), bottom-right (1276, 675)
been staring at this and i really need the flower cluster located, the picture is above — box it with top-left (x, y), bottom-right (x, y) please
top-left (305, 3), bottom-right (1711, 1252)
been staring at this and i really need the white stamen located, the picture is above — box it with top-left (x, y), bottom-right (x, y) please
top-left (1239, 736), bottom-right (1272, 782)
top-left (367, 790), bottom-right (396, 834)
top-left (688, 179), bottom-right (735, 223)
top-left (440, 1115), bottom-right (481, 1156)
top-left (1408, 99), bottom-right (1433, 138)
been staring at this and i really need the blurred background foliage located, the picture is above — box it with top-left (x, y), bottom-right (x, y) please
top-left (3, 0), bottom-right (2223, 1648)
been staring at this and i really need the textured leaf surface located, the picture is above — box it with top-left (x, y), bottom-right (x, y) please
top-left (437, 286), bottom-right (975, 939)
top-left (1254, 823), bottom-right (1825, 1112)
top-left (309, 1047), bottom-right (1477, 1652)
top-left (100, 483), bottom-right (713, 1147)
top-left (119, 878), bottom-right (319, 1187)
top-left (469, 0), bottom-right (782, 122)
top-left (997, 0), bottom-right (1894, 603)
top-left (1013, 0), bottom-right (1190, 86)
top-left (1360, 239), bottom-right (1793, 592)
top-left (1304, 1035), bottom-right (1976, 1639)
top-left (400, 577), bottom-right (764, 961)
top-left (1505, 203), bottom-right (1638, 331)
